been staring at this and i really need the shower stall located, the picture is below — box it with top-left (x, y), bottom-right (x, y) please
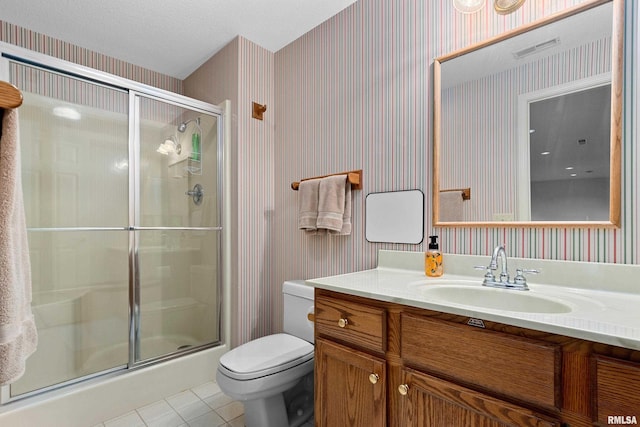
top-left (0, 50), bottom-right (225, 402)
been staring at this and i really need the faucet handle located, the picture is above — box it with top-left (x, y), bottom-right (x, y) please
top-left (474, 265), bottom-right (496, 284)
top-left (474, 264), bottom-right (496, 272)
top-left (516, 268), bottom-right (540, 275)
top-left (513, 268), bottom-right (539, 287)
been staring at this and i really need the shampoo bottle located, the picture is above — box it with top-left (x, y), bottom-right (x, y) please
top-left (191, 132), bottom-right (201, 161)
top-left (425, 235), bottom-right (443, 277)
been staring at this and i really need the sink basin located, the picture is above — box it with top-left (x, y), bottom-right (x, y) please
top-left (420, 285), bottom-right (573, 314)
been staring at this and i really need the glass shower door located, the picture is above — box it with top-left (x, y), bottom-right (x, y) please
top-left (6, 59), bottom-right (223, 400)
top-left (10, 63), bottom-right (130, 397)
top-left (134, 95), bottom-right (221, 362)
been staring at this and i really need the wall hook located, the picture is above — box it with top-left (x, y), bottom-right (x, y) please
top-left (252, 102), bottom-right (267, 121)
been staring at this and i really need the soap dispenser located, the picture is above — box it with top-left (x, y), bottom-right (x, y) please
top-left (425, 235), bottom-right (443, 277)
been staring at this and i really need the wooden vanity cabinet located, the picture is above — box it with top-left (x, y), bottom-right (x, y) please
top-left (314, 288), bottom-right (640, 427)
top-left (314, 289), bottom-right (559, 427)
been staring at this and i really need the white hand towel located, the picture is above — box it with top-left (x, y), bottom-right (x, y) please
top-left (0, 108), bottom-right (38, 385)
top-left (439, 190), bottom-right (464, 222)
top-left (298, 178), bottom-right (321, 231)
top-left (317, 175), bottom-right (347, 233)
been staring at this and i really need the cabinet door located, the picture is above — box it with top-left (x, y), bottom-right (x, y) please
top-left (316, 338), bottom-right (386, 427)
top-left (398, 368), bottom-right (560, 427)
top-left (594, 356), bottom-right (640, 424)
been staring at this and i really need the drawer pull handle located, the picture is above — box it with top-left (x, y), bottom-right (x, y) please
top-left (369, 373), bottom-right (379, 384)
top-left (338, 318), bottom-right (349, 328)
top-left (398, 384), bottom-right (409, 396)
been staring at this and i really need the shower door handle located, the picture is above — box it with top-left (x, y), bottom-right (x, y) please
top-left (186, 184), bottom-right (204, 205)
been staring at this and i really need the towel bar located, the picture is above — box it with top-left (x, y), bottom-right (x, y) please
top-left (0, 81), bottom-right (23, 109)
top-left (440, 187), bottom-right (471, 200)
top-left (291, 169), bottom-right (362, 191)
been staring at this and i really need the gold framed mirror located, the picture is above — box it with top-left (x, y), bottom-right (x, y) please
top-left (433, 0), bottom-right (623, 228)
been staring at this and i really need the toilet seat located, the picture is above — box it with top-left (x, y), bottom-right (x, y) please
top-left (219, 333), bottom-right (314, 381)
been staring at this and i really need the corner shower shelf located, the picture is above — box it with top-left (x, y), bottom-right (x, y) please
top-left (170, 154), bottom-right (201, 176)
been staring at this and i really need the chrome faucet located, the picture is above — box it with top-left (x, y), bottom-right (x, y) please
top-left (475, 245), bottom-right (538, 291)
top-left (489, 245), bottom-right (509, 284)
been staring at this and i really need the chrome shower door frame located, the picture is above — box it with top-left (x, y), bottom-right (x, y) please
top-left (128, 90), bottom-right (225, 368)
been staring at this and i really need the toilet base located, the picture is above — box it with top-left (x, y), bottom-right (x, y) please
top-left (284, 372), bottom-right (314, 427)
top-left (242, 372), bottom-right (314, 427)
top-left (244, 393), bottom-right (288, 427)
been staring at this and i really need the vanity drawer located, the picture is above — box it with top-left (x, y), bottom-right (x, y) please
top-left (315, 292), bottom-right (386, 354)
top-left (594, 356), bottom-right (640, 423)
top-left (401, 313), bottom-right (561, 411)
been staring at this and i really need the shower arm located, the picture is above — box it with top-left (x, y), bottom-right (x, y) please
top-left (178, 117), bottom-right (201, 134)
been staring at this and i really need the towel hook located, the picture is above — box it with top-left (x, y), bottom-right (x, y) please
top-left (252, 102), bottom-right (267, 121)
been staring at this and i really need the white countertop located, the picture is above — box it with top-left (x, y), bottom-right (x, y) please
top-left (306, 250), bottom-right (640, 351)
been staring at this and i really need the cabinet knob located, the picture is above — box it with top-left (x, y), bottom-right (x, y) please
top-left (398, 384), bottom-right (409, 396)
top-left (337, 318), bottom-right (349, 328)
top-left (369, 373), bottom-right (379, 384)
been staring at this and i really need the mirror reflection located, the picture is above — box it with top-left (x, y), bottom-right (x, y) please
top-left (433, 0), bottom-right (622, 227)
top-left (528, 83), bottom-right (611, 221)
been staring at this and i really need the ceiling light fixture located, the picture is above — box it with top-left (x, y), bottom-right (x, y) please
top-left (53, 106), bottom-right (81, 121)
top-left (494, 0), bottom-right (526, 15)
top-left (453, 0), bottom-right (485, 14)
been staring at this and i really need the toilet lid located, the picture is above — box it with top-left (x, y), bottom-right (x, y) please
top-left (219, 333), bottom-right (313, 380)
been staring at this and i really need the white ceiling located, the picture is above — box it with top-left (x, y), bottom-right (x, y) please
top-left (0, 0), bottom-right (357, 79)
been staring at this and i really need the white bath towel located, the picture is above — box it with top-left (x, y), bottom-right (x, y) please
top-left (317, 175), bottom-right (348, 234)
top-left (0, 108), bottom-right (38, 385)
top-left (439, 190), bottom-right (464, 222)
top-left (298, 178), bottom-right (321, 232)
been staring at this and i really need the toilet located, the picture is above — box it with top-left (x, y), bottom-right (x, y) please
top-left (216, 280), bottom-right (315, 427)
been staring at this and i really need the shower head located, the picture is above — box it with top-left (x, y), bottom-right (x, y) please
top-left (178, 117), bottom-right (201, 133)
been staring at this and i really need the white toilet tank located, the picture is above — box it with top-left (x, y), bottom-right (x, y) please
top-left (282, 280), bottom-right (314, 343)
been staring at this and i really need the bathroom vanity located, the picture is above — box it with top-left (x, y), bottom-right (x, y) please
top-left (308, 250), bottom-right (640, 427)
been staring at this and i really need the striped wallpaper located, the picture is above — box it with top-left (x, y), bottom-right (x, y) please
top-left (271, 0), bottom-right (639, 334)
top-left (0, 20), bottom-right (182, 93)
top-left (235, 38), bottom-right (276, 344)
top-left (9, 61), bottom-right (188, 132)
top-left (185, 36), bottom-right (277, 346)
top-left (10, 61), bottom-right (129, 114)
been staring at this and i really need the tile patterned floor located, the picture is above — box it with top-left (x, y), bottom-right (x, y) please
top-left (96, 381), bottom-right (245, 427)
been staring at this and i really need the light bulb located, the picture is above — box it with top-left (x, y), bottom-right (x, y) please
top-left (453, 0), bottom-right (485, 14)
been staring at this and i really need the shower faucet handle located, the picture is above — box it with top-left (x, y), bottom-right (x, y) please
top-left (186, 183), bottom-right (204, 205)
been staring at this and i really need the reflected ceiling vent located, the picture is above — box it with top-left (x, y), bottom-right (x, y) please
top-left (513, 38), bottom-right (560, 59)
